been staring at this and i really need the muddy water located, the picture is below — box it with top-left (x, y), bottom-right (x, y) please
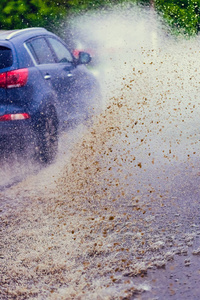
top-left (1, 5), bottom-right (200, 299)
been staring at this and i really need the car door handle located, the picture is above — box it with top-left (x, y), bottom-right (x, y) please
top-left (67, 73), bottom-right (73, 78)
top-left (44, 74), bottom-right (51, 80)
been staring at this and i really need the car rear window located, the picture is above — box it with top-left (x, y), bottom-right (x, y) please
top-left (0, 46), bottom-right (13, 69)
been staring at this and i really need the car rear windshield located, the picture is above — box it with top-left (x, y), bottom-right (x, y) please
top-left (0, 46), bottom-right (13, 69)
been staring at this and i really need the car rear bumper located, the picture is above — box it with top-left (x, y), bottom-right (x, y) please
top-left (0, 119), bottom-right (35, 145)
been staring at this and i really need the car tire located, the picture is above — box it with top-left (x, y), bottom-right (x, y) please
top-left (35, 107), bottom-right (58, 164)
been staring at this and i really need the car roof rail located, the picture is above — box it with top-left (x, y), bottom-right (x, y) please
top-left (5, 27), bottom-right (48, 40)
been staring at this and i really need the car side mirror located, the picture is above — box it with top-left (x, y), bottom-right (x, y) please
top-left (77, 51), bottom-right (91, 65)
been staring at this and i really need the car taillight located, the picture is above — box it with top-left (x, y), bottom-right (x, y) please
top-left (0, 68), bottom-right (28, 89)
top-left (0, 113), bottom-right (30, 121)
top-left (0, 72), bottom-right (6, 88)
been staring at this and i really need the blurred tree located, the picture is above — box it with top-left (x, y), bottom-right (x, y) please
top-left (155, 0), bottom-right (200, 35)
top-left (65, 0), bottom-right (116, 11)
top-left (0, 0), bottom-right (199, 36)
top-left (0, 0), bottom-right (66, 30)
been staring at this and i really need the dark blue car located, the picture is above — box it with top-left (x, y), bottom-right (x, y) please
top-left (0, 27), bottom-right (99, 163)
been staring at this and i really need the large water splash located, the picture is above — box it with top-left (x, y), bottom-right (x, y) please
top-left (2, 5), bottom-right (200, 299)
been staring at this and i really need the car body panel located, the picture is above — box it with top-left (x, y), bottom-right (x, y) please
top-left (0, 42), bottom-right (18, 104)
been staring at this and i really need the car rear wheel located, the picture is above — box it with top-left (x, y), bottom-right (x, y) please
top-left (35, 107), bottom-right (58, 164)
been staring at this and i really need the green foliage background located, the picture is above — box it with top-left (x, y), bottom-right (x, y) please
top-left (155, 0), bottom-right (200, 35)
top-left (0, 0), bottom-right (200, 35)
top-left (0, 0), bottom-right (67, 30)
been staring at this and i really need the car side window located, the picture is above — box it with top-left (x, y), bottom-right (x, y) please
top-left (26, 38), bottom-right (55, 65)
top-left (47, 37), bottom-right (73, 63)
top-left (0, 46), bottom-right (13, 69)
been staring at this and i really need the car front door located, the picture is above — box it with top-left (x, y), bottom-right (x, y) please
top-left (26, 36), bottom-right (74, 126)
top-left (46, 37), bottom-right (80, 126)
